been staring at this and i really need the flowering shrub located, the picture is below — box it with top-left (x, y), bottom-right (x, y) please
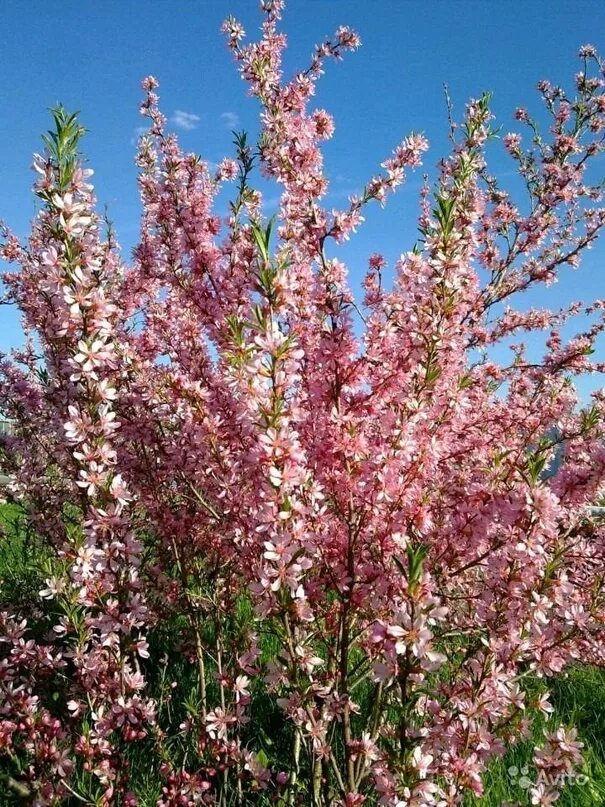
top-left (1, 3), bottom-right (605, 805)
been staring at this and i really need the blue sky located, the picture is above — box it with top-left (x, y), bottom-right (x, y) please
top-left (1, 0), bottom-right (604, 398)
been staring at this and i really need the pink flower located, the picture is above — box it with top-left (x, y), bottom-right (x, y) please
top-left (205, 707), bottom-right (235, 740)
top-left (1, 9), bottom-right (605, 805)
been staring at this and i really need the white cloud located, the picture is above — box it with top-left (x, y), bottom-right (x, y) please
top-left (130, 125), bottom-right (148, 146)
top-left (171, 110), bottom-right (201, 131)
top-left (220, 111), bottom-right (240, 130)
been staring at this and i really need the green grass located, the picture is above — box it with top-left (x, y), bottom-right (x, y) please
top-left (0, 501), bottom-right (51, 615)
top-left (2, 502), bottom-right (605, 805)
top-left (462, 666), bottom-right (605, 806)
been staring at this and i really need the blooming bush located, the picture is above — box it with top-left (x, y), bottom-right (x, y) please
top-left (1, 3), bottom-right (605, 805)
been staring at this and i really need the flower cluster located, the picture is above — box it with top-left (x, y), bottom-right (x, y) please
top-left (1, 7), bottom-right (605, 806)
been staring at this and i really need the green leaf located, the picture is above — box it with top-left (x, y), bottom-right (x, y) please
top-left (250, 220), bottom-right (270, 263)
top-left (526, 452), bottom-right (547, 484)
top-left (406, 543), bottom-right (428, 587)
top-left (581, 405), bottom-right (600, 432)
